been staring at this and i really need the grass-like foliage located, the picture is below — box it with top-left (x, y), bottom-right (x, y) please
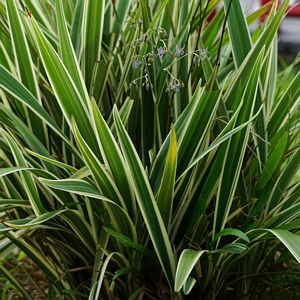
top-left (1, 0), bottom-right (300, 299)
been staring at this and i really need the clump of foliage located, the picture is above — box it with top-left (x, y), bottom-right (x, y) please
top-left (1, 0), bottom-right (300, 299)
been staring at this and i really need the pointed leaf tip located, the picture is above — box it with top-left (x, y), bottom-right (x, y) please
top-left (25, 7), bottom-right (32, 18)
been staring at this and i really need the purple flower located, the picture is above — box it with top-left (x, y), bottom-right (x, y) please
top-left (175, 46), bottom-right (184, 57)
top-left (198, 47), bottom-right (209, 62)
top-left (156, 46), bottom-right (165, 58)
top-left (138, 18), bottom-right (143, 25)
top-left (133, 59), bottom-right (142, 69)
top-left (169, 82), bottom-right (179, 92)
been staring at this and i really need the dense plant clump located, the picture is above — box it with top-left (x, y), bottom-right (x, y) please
top-left (0, 0), bottom-right (300, 299)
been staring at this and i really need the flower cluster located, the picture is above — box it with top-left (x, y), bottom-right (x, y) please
top-left (166, 80), bottom-right (184, 93)
top-left (175, 46), bottom-right (185, 57)
top-left (128, 17), bottom-right (208, 93)
top-left (129, 74), bottom-right (153, 92)
top-left (169, 82), bottom-right (179, 92)
top-left (193, 48), bottom-right (209, 65)
top-left (130, 18), bottom-right (143, 31)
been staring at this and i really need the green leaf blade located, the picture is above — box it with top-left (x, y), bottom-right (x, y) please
top-left (113, 106), bottom-right (176, 288)
top-left (156, 125), bottom-right (177, 230)
top-left (175, 249), bottom-right (206, 292)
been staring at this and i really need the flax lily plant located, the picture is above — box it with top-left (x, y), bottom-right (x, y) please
top-left (1, 0), bottom-right (300, 299)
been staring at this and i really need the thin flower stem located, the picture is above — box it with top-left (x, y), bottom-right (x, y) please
top-left (163, 52), bottom-right (193, 71)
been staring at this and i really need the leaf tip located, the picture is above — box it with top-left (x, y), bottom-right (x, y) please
top-left (26, 7), bottom-right (32, 18)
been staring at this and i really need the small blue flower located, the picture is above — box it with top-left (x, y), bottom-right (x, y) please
top-left (138, 18), bottom-right (143, 25)
top-left (169, 82), bottom-right (179, 92)
top-left (156, 46), bottom-right (165, 58)
top-left (175, 46), bottom-right (184, 57)
top-left (198, 47), bottom-right (209, 62)
top-left (133, 59), bottom-right (142, 69)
